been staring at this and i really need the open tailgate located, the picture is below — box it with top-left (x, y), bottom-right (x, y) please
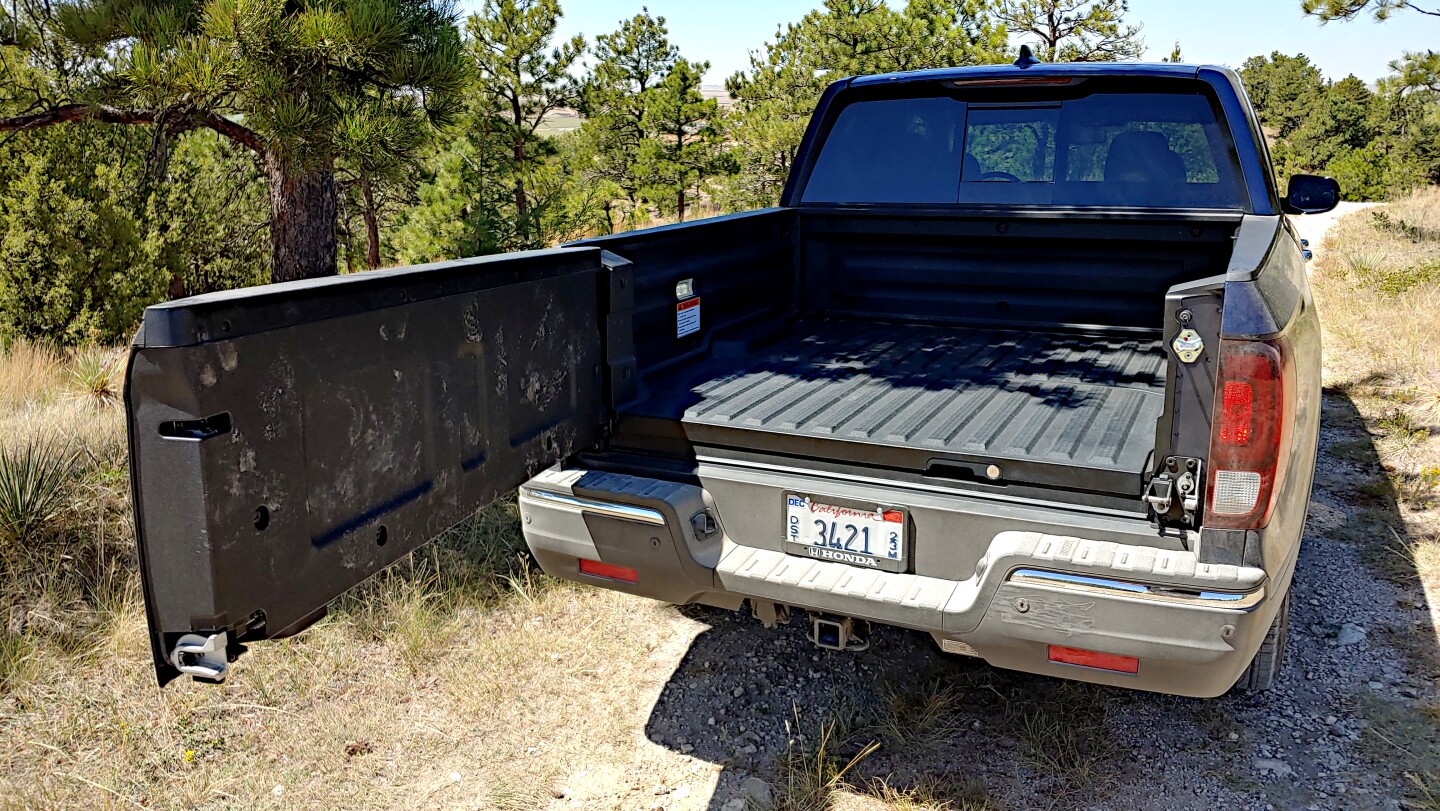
top-left (126, 248), bottom-right (608, 684)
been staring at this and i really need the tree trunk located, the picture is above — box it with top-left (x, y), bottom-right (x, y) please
top-left (265, 154), bottom-right (338, 282)
top-left (677, 187), bottom-right (686, 222)
top-left (360, 174), bottom-right (381, 270)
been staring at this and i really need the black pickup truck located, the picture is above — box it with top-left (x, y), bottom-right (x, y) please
top-left (126, 59), bottom-right (1339, 698)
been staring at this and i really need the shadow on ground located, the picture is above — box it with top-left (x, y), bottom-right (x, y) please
top-left (640, 390), bottom-right (1438, 811)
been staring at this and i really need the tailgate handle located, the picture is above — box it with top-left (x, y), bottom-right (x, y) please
top-left (158, 413), bottom-right (233, 442)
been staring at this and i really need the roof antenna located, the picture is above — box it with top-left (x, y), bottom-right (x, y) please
top-left (1014, 45), bottom-right (1040, 69)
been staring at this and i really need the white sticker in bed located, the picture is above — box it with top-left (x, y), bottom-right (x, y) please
top-left (677, 297), bottom-right (701, 338)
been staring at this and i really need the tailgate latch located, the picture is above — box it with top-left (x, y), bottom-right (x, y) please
top-left (1146, 456), bottom-right (1203, 524)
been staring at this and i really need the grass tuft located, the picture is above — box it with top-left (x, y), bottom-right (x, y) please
top-left (66, 347), bottom-right (124, 408)
top-left (775, 707), bottom-right (881, 811)
top-left (0, 434), bottom-right (81, 549)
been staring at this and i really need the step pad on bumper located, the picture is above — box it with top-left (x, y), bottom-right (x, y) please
top-left (717, 544), bottom-right (959, 629)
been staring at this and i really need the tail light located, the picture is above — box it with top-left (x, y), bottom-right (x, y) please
top-left (1205, 338), bottom-right (1291, 529)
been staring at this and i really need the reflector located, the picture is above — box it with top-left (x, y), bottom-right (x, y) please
top-left (578, 559), bottom-right (638, 583)
top-left (1048, 645), bottom-right (1139, 674)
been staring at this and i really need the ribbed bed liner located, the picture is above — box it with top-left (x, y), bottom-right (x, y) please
top-left (647, 321), bottom-right (1168, 493)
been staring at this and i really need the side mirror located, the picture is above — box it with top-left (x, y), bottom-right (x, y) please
top-left (1282, 174), bottom-right (1341, 215)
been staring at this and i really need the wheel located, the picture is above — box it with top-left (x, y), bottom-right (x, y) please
top-left (1234, 593), bottom-right (1290, 692)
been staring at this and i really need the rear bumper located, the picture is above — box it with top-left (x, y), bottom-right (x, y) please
top-left (519, 467), bottom-right (1280, 698)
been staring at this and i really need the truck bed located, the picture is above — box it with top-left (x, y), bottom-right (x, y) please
top-left (636, 321), bottom-right (1168, 496)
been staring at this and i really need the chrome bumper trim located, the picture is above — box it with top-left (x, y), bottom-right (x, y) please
top-left (1009, 568), bottom-right (1265, 611)
top-left (521, 488), bottom-right (666, 526)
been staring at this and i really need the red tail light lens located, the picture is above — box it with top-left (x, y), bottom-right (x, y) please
top-left (1206, 339), bottom-right (1290, 529)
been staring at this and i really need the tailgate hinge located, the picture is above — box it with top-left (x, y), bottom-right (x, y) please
top-left (170, 632), bottom-right (230, 682)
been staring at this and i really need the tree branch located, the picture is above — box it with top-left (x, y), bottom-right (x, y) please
top-left (196, 110), bottom-right (264, 154)
top-left (0, 102), bottom-right (266, 155)
top-left (0, 102), bottom-right (156, 131)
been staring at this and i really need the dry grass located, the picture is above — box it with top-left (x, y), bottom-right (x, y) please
top-left (0, 341), bottom-right (713, 810)
top-left (0, 340), bottom-right (67, 411)
top-left (774, 709), bottom-right (881, 811)
top-left (1313, 187), bottom-right (1440, 558)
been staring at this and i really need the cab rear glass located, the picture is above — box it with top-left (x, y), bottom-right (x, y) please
top-left (799, 81), bottom-right (1248, 209)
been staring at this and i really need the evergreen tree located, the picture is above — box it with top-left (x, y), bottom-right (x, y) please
top-left (467, 0), bottom-right (584, 243)
top-left (1239, 52), bottom-right (1326, 138)
top-left (999, 0), bottom-right (1144, 63)
top-left (577, 8), bottom-right (679, 224)
top-left (0, 0), bottom-right (468, 282)
top-left (638, 58), bottom-right (726, 221)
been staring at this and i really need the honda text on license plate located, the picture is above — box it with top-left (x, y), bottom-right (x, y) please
top-left (783, 494), bottom-right (908, 573)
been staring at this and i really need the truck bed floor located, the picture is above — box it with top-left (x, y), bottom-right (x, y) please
top-left (638, 320), bottom-right (1168, 494)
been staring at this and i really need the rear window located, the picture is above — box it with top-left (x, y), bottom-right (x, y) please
top-left (800, 87), bottom-right (1247, 209)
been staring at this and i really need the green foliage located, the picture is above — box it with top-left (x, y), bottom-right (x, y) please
top-left (1244, 50), bottom-right (1440, 201)
top-left (67, 347), bottom-right (124, 407)
top-left (148, 132), bottom-right (271, 295)
top-left (1000, 0), bottom-right (1144, 62)
top-left (637, 57), bottom-right (727, 219)
top-left (1240, 52), bottom-right (1325, 137)
top-left (1302, 0), bottom-right (1437, 22)
top-left (720, 0), bottom-right (1006, 211)
top-left (467, 0), bottom-right (585, 244)
top-left (576, 8), bottom-right (681, 224)
top-left (0, 127), bottom-right (165, 344)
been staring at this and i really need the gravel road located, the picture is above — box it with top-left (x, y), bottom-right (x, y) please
top-left (555, 205), bottom-right (1435, 811)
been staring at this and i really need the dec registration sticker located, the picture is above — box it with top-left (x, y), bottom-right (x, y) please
top-left (676, 297), bottom-right (701, 338)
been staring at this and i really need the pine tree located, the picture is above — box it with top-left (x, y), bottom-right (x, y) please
top-left (467, 0), bottom-right (584, 243)
top-left (998, 0), bottom-right (1144, 63)
top-left (577, 9), bottom-right (679, 226)
top-left (0, 0), bottom-right (468, 282)
top-left (638, 58), bottom-right (725, 221)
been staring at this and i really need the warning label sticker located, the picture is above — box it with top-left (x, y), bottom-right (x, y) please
top-left (677, 297), bottom-right (701, 338)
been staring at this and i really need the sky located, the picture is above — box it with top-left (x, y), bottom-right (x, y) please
top-left (458, 0), bottom-right (1438, 87)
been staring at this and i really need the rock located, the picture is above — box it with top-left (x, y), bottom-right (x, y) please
top-left (722, 800), bottom-right (746, 811)
top-left (733, 687), bottom-right (745, 698)
top-left (739, 777), bottom-right (774, 806)
top-left (680, 744), bottom-right (694, 754)
top-left (1368, 681), bottom-right (1385, 691)
top-left (1228, 732), bottom-right (1240, 742)
top-left (1253, 758), bottom-right (1294, 778)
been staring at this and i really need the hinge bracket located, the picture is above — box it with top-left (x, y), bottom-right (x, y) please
top-left (170, 631), bottom-right (230, 682)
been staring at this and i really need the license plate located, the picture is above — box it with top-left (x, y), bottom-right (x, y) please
top-left (784, 494), bottom-right (906, 572)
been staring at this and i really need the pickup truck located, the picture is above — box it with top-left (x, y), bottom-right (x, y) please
top-left (125, 59), bottom-right (1340, 698)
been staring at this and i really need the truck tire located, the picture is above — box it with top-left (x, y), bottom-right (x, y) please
top-left (1234, 593), bottom-right (1290, 693)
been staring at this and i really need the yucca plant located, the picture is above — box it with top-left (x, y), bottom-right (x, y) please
top-left (0, 436), bottom-right (81, 547)
top-left (67, 348), bottom-right (124, 408)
